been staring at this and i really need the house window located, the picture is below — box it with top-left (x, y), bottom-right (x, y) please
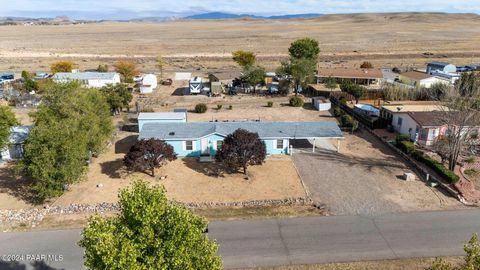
top-left (185, 141), bottom-right (193, 151)
top-left (419, 129), bottom-right (428, 141)
top-left (397, 117), bottom-right (403, 127)
top-left (216, 140), bottom-right (223, 150)
top-left (276, 139), bottom-right (284, 149)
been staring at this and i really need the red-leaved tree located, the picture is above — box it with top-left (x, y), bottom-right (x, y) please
top-left (215, 129), bottom-right (266, 175)
top-left (124, 139), bottom-right (177, 177)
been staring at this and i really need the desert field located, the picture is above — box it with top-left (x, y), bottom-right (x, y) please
top-left (0, 13), bottom-right (480, 72)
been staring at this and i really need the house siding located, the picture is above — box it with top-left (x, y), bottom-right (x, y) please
top-left (162, 134), bottom-right (290, 157)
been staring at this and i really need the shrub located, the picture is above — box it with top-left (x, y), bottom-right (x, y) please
top-left (216, 104), bottom-right (223, 110)
top-left (340, 115), bottom-right (358, 131)
top-left (289, 96), bottom-right (304, 107)
top-left (465, 169), bottom-right (479, 177)
top-left (228, 105), bottom-right (233, 110)
top-left (333, 106), bottom-right (343, 117)
top-left (464, 156), bottom-right (476, 164)
top-left (396, 134), bottom-right (411, 144)
top-left (267, 101), bottom-right (273, 107)
top-left (194, 103), bottom-right (208, 113)
top-left (397, 141), bottom-right (460, 184)
top-left (414, 153), bottom-right (459, 184)
top-left (398, 140), bottom-right (416, 155)
top-left (339, 96), bottom-right (347, 105)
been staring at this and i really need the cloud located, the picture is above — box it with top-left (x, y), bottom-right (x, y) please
top-left (1, 0), bottom-right (480, 19)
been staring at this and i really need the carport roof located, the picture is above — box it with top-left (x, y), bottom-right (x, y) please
top-left (139, 122), bottom-right (344, 140)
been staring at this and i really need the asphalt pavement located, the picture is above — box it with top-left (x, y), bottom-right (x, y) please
top-left (0, 209), bottom-right (479, 269)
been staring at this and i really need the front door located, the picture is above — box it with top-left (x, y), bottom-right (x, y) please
top-left (201, 139), bottom-right (209, 155)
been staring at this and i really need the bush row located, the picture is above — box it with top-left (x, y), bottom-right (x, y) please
top-left (395, 135), bottom-right (459, 184)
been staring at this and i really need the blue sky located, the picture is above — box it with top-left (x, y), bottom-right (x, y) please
top-left (2, 0), bottom-right (480, 19)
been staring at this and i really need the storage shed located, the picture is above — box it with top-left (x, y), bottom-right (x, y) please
top-left (312, 97), bottom-right (331, 111)
top-left (139, 74), bottom-right (158, 94)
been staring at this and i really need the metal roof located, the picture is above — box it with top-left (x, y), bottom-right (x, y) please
top-left (428, 62), bottom-right (453, 67)
top-left (10, 125), bottom-right (33, 144)
top-left (53, 72), bottom-right (118, 81)
top-left (138, 112), bottom-right (187, 120)
top-left (139, 122), bottom-right (344, 140)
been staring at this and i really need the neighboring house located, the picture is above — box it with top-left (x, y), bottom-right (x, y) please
top-left (53, 72), bottom-right (121, 88)
top-left (316, 67), bottom-right (384, 86)
top-left (137, 112), bottom-right (187, 131)
top-left (426, 62), bottom-right (457, 75)
top-left (399, 70), bottom-right (449, 88)
top-left (0, 125), bottom-right (32, 161)
top-left (430, 70), bottom-right (460, 85)
top-left (139, 121), bottom-right (344, 157)
top-left (139, 74), bottom-right (158, 94)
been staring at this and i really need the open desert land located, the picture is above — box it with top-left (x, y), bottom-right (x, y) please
top-left (0, 13), bottom-right (480, 72)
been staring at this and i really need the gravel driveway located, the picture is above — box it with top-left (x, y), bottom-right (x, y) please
top-left (292, 132), bottom-right (461, 216)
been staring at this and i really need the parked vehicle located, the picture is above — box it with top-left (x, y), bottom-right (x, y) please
top-left (161, 78), bottom-right (173, 85)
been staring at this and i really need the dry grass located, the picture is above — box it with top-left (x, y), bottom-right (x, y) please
top-left (1, 13), bottom-right (480, 71)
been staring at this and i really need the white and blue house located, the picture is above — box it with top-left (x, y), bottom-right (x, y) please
top-left (138, 121), bottom-right (344, 157)
top-left (426, 62), bottom-right (457, 75)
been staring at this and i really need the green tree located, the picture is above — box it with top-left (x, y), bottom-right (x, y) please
top-left (79, 180), bottom-right (222, 270)
top-left (20, 70), bottom-right (38, 92)
top-left (50, 60), bottom-right (74, 73)
top-left (232, 50), bottom-right (256, 69)
top-left (0, 106), bottom-right (18, 150)
top-left (279, 58), bottom-right (317, 95)
top-left (100, 84), bottom-right (133, 114)
top-left (288, 38), bottom-right (320, 60)
top-left (324, 76), bottom-right (337, 91)
top-left (427, 234), bottom-right (480, 270)
top-left (21, 81), bottom-right (113, 202)
top-left (96, 64), bottom-right (109, 72)
top-left (242, 66), bottom-right (266, 93)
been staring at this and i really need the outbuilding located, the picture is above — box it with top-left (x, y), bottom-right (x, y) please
top-left (312, 97), bottom-right (331, 111)
top-left (0, 125), bottom-right (32, 161)
top-left (53, 72), bottom-right (120, 88)
top-left (426, 62), bottom-right (457, 75)
top-left (137, 112), bottom-right (187, 131)
top-left (139, 74), bottom-right (158, 94)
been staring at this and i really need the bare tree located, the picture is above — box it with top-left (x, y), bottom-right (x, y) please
top-left (437, 72), bottom-right (480, 171)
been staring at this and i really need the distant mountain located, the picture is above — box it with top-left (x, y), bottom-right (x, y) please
top-left (183, 12), bottom-right (323, 20)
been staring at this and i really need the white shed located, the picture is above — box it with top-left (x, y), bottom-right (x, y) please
top-left (139, 74), bottom-right (158, 94)
top-left (312, 97), bottom-right (331, 111)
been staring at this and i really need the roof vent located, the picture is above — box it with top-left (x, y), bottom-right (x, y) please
top-left (169, 132), bottom-right (175, 136)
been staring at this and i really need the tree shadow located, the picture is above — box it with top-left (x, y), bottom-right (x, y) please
top-left (115, 135), bottom-right (138, 154)
top-left (100, 158), bottom-right (125, 179)
top-left (0, 163), bottom-right (37, 204)
top-left (171, 87), bottom-right (188, 96)
top-left (181, 158), bottom-right (226, 177)
top-left (0, 260), bottom-right (62, 270)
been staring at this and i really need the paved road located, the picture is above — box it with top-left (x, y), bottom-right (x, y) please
top-left (0, 209), bottom-right (479, 269)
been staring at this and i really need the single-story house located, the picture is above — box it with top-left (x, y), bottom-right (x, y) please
top-left (0, 125), bottom-right (32, 161)
top-left (399, 71), bottom-right (449, 88)
top-left (426, 62), bottom-right (457, 75)
top-left (316, 67), bottom-right (384, 86)
top-left (53, 72), bottom-right (121, 88)
top-left (137, 112), bottom-right (187, 131)
top-left (139, 121), bottom-right (344, 157)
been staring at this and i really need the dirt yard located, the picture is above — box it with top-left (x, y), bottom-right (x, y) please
top-left (292, 130), bottom-right (463, 216)
top-left (1, 13), bottom-right (480, 72)
top-left (51, 131), bottom-right (306, 206)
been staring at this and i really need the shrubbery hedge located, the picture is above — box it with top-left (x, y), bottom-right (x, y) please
top-left (395, 137), bottom-right (459, 184)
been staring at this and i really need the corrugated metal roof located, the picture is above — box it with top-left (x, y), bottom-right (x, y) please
top-left (53, 72), bottom-right (118, 81)
top-left (139, 122), bottom-right (344, 140)
top-left (138, 112), bottom-right (187, 120)
top-left (317, 68), bottom-right (383, 79)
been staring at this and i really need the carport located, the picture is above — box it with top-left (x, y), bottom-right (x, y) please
top-left (285, 122), bottom-right (344, 154)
